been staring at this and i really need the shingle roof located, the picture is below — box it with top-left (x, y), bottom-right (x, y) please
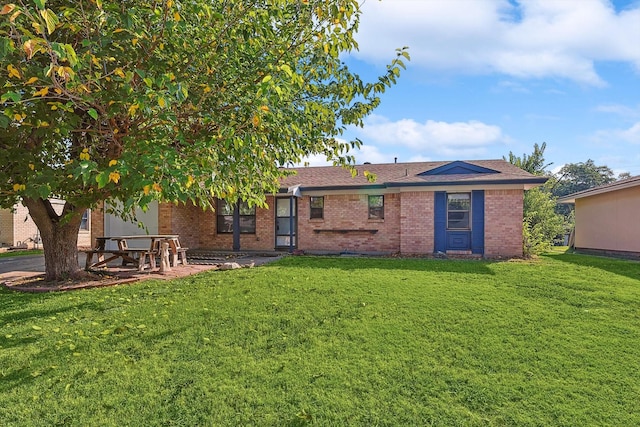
top-left (558, 175), bottom-right (640, 203)
top-left (280, 159), bottom-right (547, 191)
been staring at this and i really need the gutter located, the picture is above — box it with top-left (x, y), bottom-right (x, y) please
top-left (279, 177), bottom-right (548, 193)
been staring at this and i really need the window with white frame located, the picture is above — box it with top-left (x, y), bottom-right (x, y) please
top-left (216, 200), bottom-right (256, 234)
top-left (368, 195), bottom-right (384, 220)
top-left (310, 196), bottom-right (324, 219)
top-left (80, 209), bottom-right (90, 231)
top-left (447, 193), bottom-right (470, 229)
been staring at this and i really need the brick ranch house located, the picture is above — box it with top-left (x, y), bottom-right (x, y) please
top-left (91, 160), bottom-right (547, 257)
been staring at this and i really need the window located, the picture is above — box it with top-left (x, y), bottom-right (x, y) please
top-left (310, 196), bottom-right (324, 219)
top-left (447, 193), bottom-right (470, 229)
top-left (368, 195), bottom-right (384, 219)
top-left (80, 209), bottom-right (90, 231)
top-left (216, 200), bottom-right (256, 234)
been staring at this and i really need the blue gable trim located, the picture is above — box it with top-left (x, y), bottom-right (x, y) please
top-left (420, 161), bottom-right (500, 176)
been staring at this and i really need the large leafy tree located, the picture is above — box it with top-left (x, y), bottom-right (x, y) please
top-left (504, 143), bottom-right (564, 255)
top-left (0, 0), bottom-right (408, 280)
top-left (552, 159), bottom-right (616, 197)
top-left (552, 159), bottom-right (616, 217)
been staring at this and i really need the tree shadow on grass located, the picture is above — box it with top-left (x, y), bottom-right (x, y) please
top-left (543, 251), bottom-right (640, 283)
top-left (0, 299), bottom-right (102, 325)
top-left (0, 324), bottom-right (191, 394)
top-left (273, 256), bottom-right (497, 275)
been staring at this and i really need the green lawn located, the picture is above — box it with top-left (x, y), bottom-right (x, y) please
top-left (0, 249), bottom-right (43, 258)
top-left (1, 253), bottom-right (639, 426)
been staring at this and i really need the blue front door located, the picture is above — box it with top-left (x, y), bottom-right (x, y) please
top-left (434, 191), bottom-right (484, 255)
top-left (447, 231), bottom-right (471, 250)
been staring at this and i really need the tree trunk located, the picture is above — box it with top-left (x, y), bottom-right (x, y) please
top-left (22, 197), bottom-right (84, 281)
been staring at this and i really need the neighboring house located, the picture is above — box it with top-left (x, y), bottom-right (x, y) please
top-left (0, 200), bottom-right (91, 249)
top-left (558, 175), bottom-right (640, 257)
top-left (92, 160), bottom-right (546, 258)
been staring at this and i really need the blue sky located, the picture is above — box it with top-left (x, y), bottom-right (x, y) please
top-left (310, 0), bottom-right (640, 176)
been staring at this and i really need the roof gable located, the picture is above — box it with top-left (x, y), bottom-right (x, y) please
top-left (419, 161), bottom-right (500, 176)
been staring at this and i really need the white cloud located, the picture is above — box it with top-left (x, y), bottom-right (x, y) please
top-left (593, 121), bottom-right (640, 144)
top-left (595, 103), bottom-right (640, 119)
top-left (358, 115), bottom-right (505, 157)
top-left (618, 122), bottom-right (640, 143)
top-left (407, 154), bottom-right (433, 163)
top-left (352, 0), bottom-right (640, 86)
top-left (353, 144), bottom-right (391, 164)
top-left (494, 80), bottom-right (531, 93)
top-left (297, 153), bottom-right (333, 167)
top-left (297, 141), bottom-right (392, 166)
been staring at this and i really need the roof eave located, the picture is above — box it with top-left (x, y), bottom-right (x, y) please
top-left (557, 177), bottom-right (640, 203)
top-left (279, 177), bottom-right (548, 192)
top-left (557, 197), bottom-right (575, 204)
top-left (385, 177), bottom-right (548, 188)
top-left (278, 184), bottom-right (387, 193)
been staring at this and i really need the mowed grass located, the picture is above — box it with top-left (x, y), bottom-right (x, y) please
top-left (0, 249), bottom-right (43, 258)
top-left (1, 253), bottom-right (639, 426)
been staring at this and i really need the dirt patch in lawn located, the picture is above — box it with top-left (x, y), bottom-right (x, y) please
top-left (1, 264), bottom-right (224, 292)
top-left (2, 252), bottom-right (283, 293)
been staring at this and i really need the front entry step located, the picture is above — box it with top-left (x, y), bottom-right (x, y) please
top-left (445, 250), bottom-right (482, 259)
top-left (446, 250), bottom-right (472, 255)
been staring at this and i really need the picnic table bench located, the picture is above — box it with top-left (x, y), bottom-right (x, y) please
top-left (83, 248), bottom-right (156, 271)
top-left (83, 235), bottom-right (187, 272)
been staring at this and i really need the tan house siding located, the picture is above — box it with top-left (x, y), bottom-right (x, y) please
top-left (9, 203), bottom-right (38, 248)
top-left (574, 185), bottom-right (640, 253)
top-left (400, 191), bottom-right (434, 254)
top-left (77, 229), bottom-right (92, 247)
top-left (484, 189), bottom-right (523, 257)
top-left (298, 193), bottom-right (401, 253)
top-left (2, 201), bottom-right (90, 248)
top-left (0, 208), bottom-right (16, 247)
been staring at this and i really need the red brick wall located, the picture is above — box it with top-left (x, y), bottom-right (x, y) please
top-left (90, 202), bottom-right (105, 246)
top-left (164, 196), bottom-right (276, 251)
top-left (164, 189), bottom-right (525, 257)
top-left (400, 191), bottom-right (434, 254)
top-left (484, 189), bottom-right (524, 257)
top-left (297, 193), bottom-right (401, 253)
top-left (160, 203), bottom-right (201, 249)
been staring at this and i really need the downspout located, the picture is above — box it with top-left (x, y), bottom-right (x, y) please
top-left (288, 196), bottom-right (294, 253)
top-left (286, 185), bottom-right (301, 254)
top-left (232, 203), bottom-right (240, 252)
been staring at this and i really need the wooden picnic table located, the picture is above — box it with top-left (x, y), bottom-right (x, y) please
top-left (84, 235), bottom-right (187, 272)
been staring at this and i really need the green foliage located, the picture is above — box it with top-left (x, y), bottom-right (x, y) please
top-left (0, 0), bottom-right (407, 278)
top-left (503, 141), bottom-right (551, 176)
top-left (553, 159), bottom-right (616, 198)
top-left (552, 159), bottom-right (616, 218)
top-left (522, 184), bottom-right (565, 256)
top-left (505, 143), bottom-right (563, 255)
top-left (0, 0), bottom-right (408, 214)
top-left (2, 255), bottom-right (640, 425)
